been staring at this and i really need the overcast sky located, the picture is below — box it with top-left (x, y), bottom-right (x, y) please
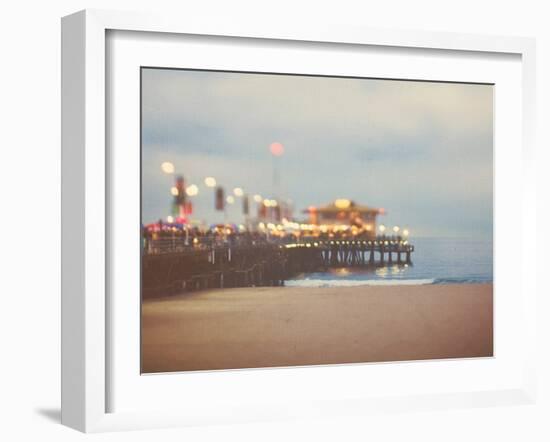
top-left (141, 68), bottom-right (493, 238)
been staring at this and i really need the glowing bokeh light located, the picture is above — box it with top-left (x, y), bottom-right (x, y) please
top-left (263, 199), bottom-right (278, 207)
top-left (170, 186), bottom-right (179, 196)
top-left (379, 224), bottom-right (386, 233)
top-left (233, 187), bottom-right (244, 197)
top-left (185, 184), bottom-right (199, 196)
top-left (226, 195), bottom-right (235, 204)
top-left (204, 177), bottom-right (216, 187)
top-left (334, 198), bottom-right (351, 209)
top-left (161, 162), bottom-right (175, 174)
top-left (269, 142), bottom-right (284, 156)
top-left (253, 194), bottom-right (263, 203)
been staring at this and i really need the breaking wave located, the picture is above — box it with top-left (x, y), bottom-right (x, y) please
top-left (284, 278), bottom-right (436, 288)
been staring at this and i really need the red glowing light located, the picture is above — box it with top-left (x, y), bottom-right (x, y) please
top-left (269, 142), bottom-right (284, 156)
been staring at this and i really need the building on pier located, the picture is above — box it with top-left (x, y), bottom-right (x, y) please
top-left (303, 199), bottom-right (384, 240)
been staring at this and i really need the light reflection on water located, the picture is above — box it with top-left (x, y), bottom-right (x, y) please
top-left (290, 237), bottom-right (493, 285)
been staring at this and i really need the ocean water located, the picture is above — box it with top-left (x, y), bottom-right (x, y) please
top-left (286, 237), bottom-right (493, 287)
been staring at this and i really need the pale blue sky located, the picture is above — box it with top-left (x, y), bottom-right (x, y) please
top-left (141, 68), bottom-right (493, 238)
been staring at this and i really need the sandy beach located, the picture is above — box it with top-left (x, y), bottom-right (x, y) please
top-left (141, 283), bottom-right (493, 373)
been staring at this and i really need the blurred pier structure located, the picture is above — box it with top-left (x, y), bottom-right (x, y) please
top-left (142, 236), bottom-right (414, 298)
top-left (143, 190), bottom-right (415, 297)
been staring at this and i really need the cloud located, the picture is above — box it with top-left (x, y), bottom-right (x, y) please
top-left (141, 68), bottom-right (493, 237)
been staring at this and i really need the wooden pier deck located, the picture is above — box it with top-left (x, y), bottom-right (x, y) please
top-left (142, 238), bottom-right (414, 298)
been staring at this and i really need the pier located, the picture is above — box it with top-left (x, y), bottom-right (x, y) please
top-left (142, 237), bottom-right (414, 298)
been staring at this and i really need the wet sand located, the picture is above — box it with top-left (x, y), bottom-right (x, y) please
top-left (141, 284), bottom-right (493, 373)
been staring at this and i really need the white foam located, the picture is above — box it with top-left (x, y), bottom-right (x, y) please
top-left (284, 278), bottom-right (435, 288)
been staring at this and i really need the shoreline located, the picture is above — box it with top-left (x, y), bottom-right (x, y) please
top-left (283, 278), bottom-right (492, 287)
top-left (141, 283), bottom-right (493, 373)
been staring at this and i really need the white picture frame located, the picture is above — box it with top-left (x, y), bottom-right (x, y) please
top-left (61, 9), bottom-right (537, 433)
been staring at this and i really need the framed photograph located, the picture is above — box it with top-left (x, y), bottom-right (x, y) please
top-left (61, 9), bottom-right (537, 432)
